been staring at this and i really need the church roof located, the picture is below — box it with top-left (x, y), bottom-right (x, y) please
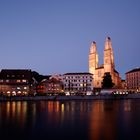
top-left (96, 64), bottom-right (104, 70)
top-left (96, 66), bottom-right (104, 70)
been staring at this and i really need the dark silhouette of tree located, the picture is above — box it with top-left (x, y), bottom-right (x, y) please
top-left (102, 72), bottom-right (114, 89)
top-left (32, 71), bottom-right (50, 83)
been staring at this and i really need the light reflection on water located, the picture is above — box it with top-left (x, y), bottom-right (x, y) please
top-left (89, 101), bottom-right (118, 140)
top-left (0, 100), bottom-right (140, 140)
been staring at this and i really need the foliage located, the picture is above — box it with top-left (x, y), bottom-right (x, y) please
top-left (32, 71), bottom-right (46, 82)
top-left (102, 72), bottom-right (114, 89)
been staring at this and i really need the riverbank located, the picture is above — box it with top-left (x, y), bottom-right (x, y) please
top-left (0, 93), bottom-right (140, 101)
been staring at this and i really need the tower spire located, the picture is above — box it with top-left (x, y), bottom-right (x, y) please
top-left (105, 36), bottom-right (112, 50)
top-left (89, 41), bottom-right (98, 74)
top-left (104, 36), bottom-right (115, 73)
top-left (90, 41), bottom-right (97, 54)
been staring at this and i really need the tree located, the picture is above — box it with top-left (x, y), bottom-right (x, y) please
top-left (32, 71), bottom-right (45, 83)
top-left (102, 72), bottom-right (114, 89)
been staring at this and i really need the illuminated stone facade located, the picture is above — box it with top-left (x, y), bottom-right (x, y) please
top-left (126, 68), bottom-right (140, 91)
top-left (89, 37), bottom-right (121, 88)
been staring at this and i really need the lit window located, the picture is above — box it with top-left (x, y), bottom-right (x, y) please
top-left (24, 87), bottom-right (27, 89)
top-left (12, 91), bottom-right (16, 96)
top-left (17, 87), bottom-right (20, 90)
top-left (17, 80), bottom-right (21, 82)
top-left (22, 80), bottom-right (27, 82)
top-left (23, 91), bottom-right (27, 94)
top-left (6, 80), bottom-right (9, 82)
top-left (80, 84), bottom-right (83, 87)
top-left (17, 91), bottom-right (21, 94)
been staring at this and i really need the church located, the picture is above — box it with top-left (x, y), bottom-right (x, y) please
top-left (89, 37), bottom-right (121, 88)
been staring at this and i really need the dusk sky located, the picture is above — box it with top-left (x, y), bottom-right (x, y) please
top-left (0, 0), bottom-right (140, 79)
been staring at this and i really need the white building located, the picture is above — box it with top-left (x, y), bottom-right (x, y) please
top-left (62, 73), bottom-right (93, 94)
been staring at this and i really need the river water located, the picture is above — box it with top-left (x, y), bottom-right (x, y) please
top-left (0, 100), bottom-right (140, 140)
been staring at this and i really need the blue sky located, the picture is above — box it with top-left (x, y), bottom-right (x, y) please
top-left (0, 0), bottom-right (140, 79)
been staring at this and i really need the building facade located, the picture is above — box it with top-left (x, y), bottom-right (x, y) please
top-left (0, 69), bottom-right (36, 96)
top-left (126, 68), bottom-right (140, 92)
top-left (36, 77), bottom-right (63, 95)
top-left (89, 37), bottom-right (121, 88)
top-left (63, 73), bottom-right (93, 94)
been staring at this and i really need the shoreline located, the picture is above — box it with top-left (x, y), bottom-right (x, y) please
top-left (0, 93), bottom-right (140, 101)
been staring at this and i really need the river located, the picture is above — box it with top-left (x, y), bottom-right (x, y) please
top-left (0, 100), bottom-right (140, 140)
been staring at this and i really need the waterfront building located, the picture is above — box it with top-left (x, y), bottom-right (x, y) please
top-left (36, 77), bottom-right (63, 95)
top-left (126, 68), bottom-right (140, 92)
top-left (62, 73), bottom-right (93, 94)
top-left (121, 79), bottom-right (127, 89)
top-left (89, 37), bottom-right (121, 88)
top-left (0, 69), bottom-right (36, 96)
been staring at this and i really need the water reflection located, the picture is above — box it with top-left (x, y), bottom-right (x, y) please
top-left (89, 101), bottom-right (118, 140)
top-left (0, 100), bottom-right (140, 140)
top-left (89, 100), bottom-right (140, 140)
top-left (0, 101), bottom-right (36, 129)
top-left (123, 100), bottom-right (131, 112)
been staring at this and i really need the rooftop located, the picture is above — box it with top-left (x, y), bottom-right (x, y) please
top-left (0, 69), bottom-right (32, 79)
top-left (126, 68), bottom-right (140, 74)
top-left (63, 72), bottom-right (93, 75)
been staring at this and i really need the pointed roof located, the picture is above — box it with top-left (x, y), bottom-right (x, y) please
top-left (90, 41), bottom-right (97, 53)
top-left (104, 36), bottom-right (112, 50)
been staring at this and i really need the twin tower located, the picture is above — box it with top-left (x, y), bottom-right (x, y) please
top-left (89, 37), bottom-right (121, 88)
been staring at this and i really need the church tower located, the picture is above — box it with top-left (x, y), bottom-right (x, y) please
top-left (104, 37), bottom-right (114, 73)
top-left (89, 41), bottom-right (98, 75)
top-left (89, 36), bottom-right (121, 88)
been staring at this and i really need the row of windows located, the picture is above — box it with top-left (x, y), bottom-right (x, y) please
top-left (127, 73), bottom-right (140, 78)
top-left (127, 82), bottom-right (140, 85)
top-left (64, 87), bottom-right (92, 91)
top-left (127, 83), bottom-right (140, 86)
top-left (127, 79), bottom-right (140, 83)
top-left (127, 86), bottom-right (140, 89)
top-left (0, 79), bottom-right (27, 83)
top-left (47, 88), bottom-right (62, 91)
top-left (1, 90), bottom-right (28, 95)
top-left (6, 74), bottom-right (25, 78)
top-left (127, 76), bottom-right (140, 80)
top-left (65, 79), bottom-right (92, 83)
top-left (0, 86), bottom-right (28, 90)
top-left (64, 83), bottom-right (92, 87)
top-left (64, 76), bottom-right (93, 79)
